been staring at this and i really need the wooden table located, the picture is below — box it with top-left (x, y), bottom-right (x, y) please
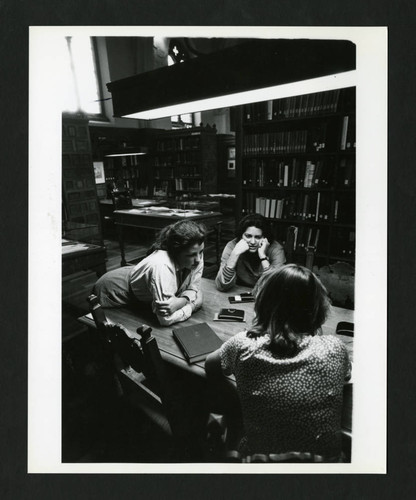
top-left (113, 208), bottom-right (223, 266)
top-left (79, 278), bottom-right (354, 432)
top-left (62, 239), bottom-right (107, 277)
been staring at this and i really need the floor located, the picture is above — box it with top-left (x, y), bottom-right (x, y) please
top-left (62, 217), bottom-right (235, 462)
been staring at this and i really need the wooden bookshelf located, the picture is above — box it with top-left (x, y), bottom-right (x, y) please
top-left (89, 126), bottom-right (162, 200)
top-left (236, 87), bottom-right (356, 267)
top-left (151, 126), bottom-right (218, 200)
top-left (62, 113), bottom-right (103, 245)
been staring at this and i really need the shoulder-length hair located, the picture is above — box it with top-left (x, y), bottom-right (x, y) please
top-left (248, 264), bottom-right (330, 357)
top-left (149, 220), bottom-right (207, 257)
top-left (235, 213), bottom-right (274, 242)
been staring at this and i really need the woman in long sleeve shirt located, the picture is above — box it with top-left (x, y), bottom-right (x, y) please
top-left (93, 220), bottom-right (206, 326)
top-left (215, 213), bottom-right (285, 291)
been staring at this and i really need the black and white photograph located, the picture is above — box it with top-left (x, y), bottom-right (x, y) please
top-left (28, 26), bottom-right (387, 473)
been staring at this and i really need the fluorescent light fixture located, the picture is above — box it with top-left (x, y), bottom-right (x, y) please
top-left (123, 70), bottom-right (357, 120)
top-left (107, 39), bottom-right (356, 121)
top-left (105, 151), bottom-right (147, 157)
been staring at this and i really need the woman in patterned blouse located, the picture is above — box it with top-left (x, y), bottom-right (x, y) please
top-left (206, 264), bottom-right (351, 460)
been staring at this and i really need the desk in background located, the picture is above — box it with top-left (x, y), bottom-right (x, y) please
top-left (79, 278), bottom-right (353, 432)
top-left (113, 208), bottom-right (223, 267)
top-left (62, 239), bottom-right (107, 277)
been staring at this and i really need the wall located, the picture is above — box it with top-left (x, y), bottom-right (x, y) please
top-left (92, 36), bottom-right (233, 134)
top-left (201, 108), bottom-right (232, 134)
top-left (91, 37), bottom-right (171, 130)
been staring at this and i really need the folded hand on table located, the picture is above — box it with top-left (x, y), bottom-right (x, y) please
top-left (154, 296), bottom-right (188, 316)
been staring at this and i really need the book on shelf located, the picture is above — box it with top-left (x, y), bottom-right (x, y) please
top-left (283, 163), bottom-right (289, 187)
top-left (315, 192), bottom-right (321, 222)
top-left (303, 161), bottom-right (315, 188)
top-left (270, 198), bottom-right (277, 219)
top-left (172, 322), bottom-right (223, 364)
top-left (264, 198), bottom-right (271, 219)
top-left (340, 115), bottom-right (349, 150)
top-left (346, 115), bottom-right (356, 150)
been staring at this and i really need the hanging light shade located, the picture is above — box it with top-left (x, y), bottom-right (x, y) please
top-left (107, 38), bottom-right (356, 120)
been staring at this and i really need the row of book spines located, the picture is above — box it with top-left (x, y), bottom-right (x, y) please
top-left (252, 193), bottom-right (330, 221)
top-left (175, 179), bottom-right (202, 191)
top-left (243, 130), bottom-right (308, 154)
top-left (105, 156), bottom-right (146, 169)
top-left (156, 136), bottom-right (201, 152)
top-left (155, 166), bottom-right (201, 176)
top-left (243, 89), bottom-right (342, 122)
top-left (153, 180), bottom-right (171, 197)
top-left (243, 160), bottom-right (334, 188)
top-left (285, 227), bottom-right (322, 251)
top-left (154, 151), bottom-right (201, 165)
top-left (104, 171), bottom-right (147, 184)
top-left (243, 124), bottom-right (331, 154)
top-left (247, 194), bottom-right (354, 224)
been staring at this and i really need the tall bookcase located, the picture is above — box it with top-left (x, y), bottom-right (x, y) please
top-left (152, 126), bottom-right (218, 200)
top-left (236, 87), bottom-right (356, 267)
top-left (103, 152), bottom-right (151, 198)
top-left (89, 126), bottom-right (162, 200)
top-left (62, 112), bottom-right (102, 244)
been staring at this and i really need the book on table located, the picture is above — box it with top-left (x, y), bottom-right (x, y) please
top-left (172, 322), bottom-right (224, 364)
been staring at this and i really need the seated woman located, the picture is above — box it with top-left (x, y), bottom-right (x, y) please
top-left (93, 220), bottom-right (206, 326)
top-left (215, 213), bottom-right (285, 291)
top-left (206, 264), bottom-right (351, 460)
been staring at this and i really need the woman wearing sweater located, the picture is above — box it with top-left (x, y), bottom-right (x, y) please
top-left (215, 213), bottom-right (285, 291)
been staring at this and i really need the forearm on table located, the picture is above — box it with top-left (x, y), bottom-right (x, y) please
top-left (215, 265), bottom-right (237, 291)
top-left (156, 303), bottom-right (193, 326)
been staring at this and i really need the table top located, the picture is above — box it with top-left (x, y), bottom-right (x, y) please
top-left (62, 239), bottom-right (106, 258)
top-left (79, 277), bottom-right (354, 377)
top-left (100, 198), bottom-right (167, 207)
top-left (114, 207), bottom-right (223, 220)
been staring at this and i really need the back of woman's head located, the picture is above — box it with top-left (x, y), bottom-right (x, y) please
top-left (249, 264), bottom-right (330, 356)
top-left (235, 213), bottom-right (274, 242)
top-left (150, 220), bottom-right (207, 256)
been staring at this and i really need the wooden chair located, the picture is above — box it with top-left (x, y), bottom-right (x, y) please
top-left (87, 294), bottom-right (194, 459)
top-left (111, 189), bottom-right (133, 210)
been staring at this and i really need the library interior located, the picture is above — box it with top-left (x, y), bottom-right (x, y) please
top-left (61, 36), bottom-right (356, 464)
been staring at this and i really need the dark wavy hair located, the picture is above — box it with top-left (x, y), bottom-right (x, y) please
top-left (248, 264), bottom-right (330, 357)
top-left (148, 220), bottom-right (207, 257)
top-left (235, 213), bottom-right (274, 242)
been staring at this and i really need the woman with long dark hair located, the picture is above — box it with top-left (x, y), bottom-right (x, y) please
top-left (215, 213), bottom-right (285, 291)
top-left (93, 220), bottom-right (206, 326)
top-left (206, 264), bottom-right (351, 459)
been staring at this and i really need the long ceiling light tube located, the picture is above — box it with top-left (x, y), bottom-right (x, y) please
top-left (122, 70), bottom-right (357, 120)
top-left (107, 39), bottom-right (356, 121)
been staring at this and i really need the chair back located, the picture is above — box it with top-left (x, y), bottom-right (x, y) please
top-left (86, 294), bottom-right (190, 451)
top-left (111, 190), bottom-right (133, 210)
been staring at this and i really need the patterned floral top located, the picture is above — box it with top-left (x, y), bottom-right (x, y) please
top-left (220, 331), bottom-right (351, 457)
